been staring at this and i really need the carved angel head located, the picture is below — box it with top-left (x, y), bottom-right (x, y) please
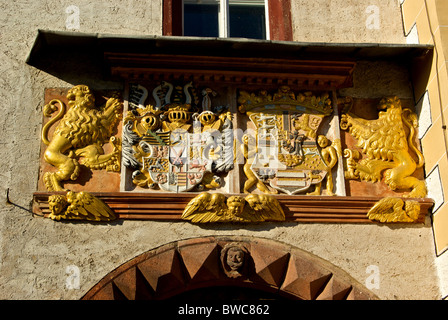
top-left (48, 194), bottom-right (68, 216)
top-left (226, 196), bottom-right (246, 216)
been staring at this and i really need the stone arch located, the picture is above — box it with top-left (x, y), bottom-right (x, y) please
top-left (82, 236), bottom-right (378, 300)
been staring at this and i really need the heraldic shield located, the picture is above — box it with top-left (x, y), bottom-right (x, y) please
top-left (142, 129), bottom-right (210, 192)
top-left (239, 87), bottom-right (335, 195)
top-left (122, 81), bottom-right (234, 192)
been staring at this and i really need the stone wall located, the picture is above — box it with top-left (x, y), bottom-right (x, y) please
top-left (0, 0), bottom-right (442, 300)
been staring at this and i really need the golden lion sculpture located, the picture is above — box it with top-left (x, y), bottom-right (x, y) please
top-left (340, 96), bottom-right (426, 198)
top-left (41, 85), bottom-right (122, 191)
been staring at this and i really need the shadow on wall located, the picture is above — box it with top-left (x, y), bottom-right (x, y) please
top-left (26, 31), bottom-right (122, 89)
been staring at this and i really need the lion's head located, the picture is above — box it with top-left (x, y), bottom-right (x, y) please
top-left (378, 96), bottom-right (402, 111)
top-left (67, 85), bottom-right (95, 110)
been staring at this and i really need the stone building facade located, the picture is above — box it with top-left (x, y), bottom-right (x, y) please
top-left (0, 0), bottom-right (447, 300)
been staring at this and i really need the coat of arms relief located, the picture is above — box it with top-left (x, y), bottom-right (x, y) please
top-left (237, 86), bottom-right (342, 197)
top-left (122, 81), bottom-right (234, 193)
top-left (37, 83), bottom-right (428, 223)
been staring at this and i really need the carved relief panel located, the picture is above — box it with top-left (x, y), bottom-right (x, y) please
top-left (33, 81), bottom-right (432, 224)
top-left (338, 96), bottom-right (428, 222)
top-left (39, 86), bottom-right (122, 193)
top-left (237, 87), bottom-right (341, 197)
top-left (122, 81), bottom-right (234, 194)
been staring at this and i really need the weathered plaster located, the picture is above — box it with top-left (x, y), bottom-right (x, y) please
top-left (290, 0), bottom-right (407, 44)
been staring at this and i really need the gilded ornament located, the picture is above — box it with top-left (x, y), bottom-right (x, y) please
top-left (340, 96), bottom-right (427, 198)
top-left (123, 82), bottom-right (234, 192)
top-left (367, 197), bottom-right (420, 223)
top-left (48, 191), bottom-right (116, 222)
top-left (238, 87), bottom-right (336, 195)
top-left (307, 136), bottom-right (341, 196)
top-left (241, 134), bottom-right (275, 194)
top-left (238, 87), bottom-right (333, 115)
top-left (41, 85), bottom-right (122, 191)
top-left (181, 192), bottom-right (285, 223)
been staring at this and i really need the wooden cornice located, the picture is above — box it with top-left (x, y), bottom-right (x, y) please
top-left (26, 30), bottom-right (433, 90)
top-left (32, 192), bottom-right (433, 224)
top-left (104, 52), bottom-right (355, 89)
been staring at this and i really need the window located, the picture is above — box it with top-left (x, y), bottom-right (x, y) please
top-left (183, 0), bottom-right (267, 40)
top-left (163, 0), bottom-right (292, 41)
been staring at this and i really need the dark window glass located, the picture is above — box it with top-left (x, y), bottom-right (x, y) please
top-left (229, 4), bottom-right (265, 39)
top-left (184, 4), bottom-right (219, 37)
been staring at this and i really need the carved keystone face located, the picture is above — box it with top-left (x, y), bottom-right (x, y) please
top-left (221, 243), bottom-right (249, 278)
top-left (226, 247), bottom-right (245, 271)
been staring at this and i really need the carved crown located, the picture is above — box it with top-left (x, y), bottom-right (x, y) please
top-left (238, 87), bottom-right (333, 115)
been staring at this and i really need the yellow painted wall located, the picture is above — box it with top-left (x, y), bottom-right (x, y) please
top-left (402, 0), bottom-right (448, 255)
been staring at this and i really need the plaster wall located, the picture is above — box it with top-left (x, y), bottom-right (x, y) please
top-left (0, 0), bottom-right (442, 300)
top-left (290, 0), bottom-right (407, 44)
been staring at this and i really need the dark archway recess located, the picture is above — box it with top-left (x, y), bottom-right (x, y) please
top-left (82, 236), bottom-right (378, 300)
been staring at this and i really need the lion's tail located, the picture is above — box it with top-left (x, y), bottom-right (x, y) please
top-left (402, 108), bottom-right (425, 169)
top-left (41, 99), bottom-right (66, 145)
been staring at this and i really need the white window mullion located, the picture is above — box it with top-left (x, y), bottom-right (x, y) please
top-left (219, 0), bottom-right (230, 38)
top-left (264, 0), bottom-right (270, 40)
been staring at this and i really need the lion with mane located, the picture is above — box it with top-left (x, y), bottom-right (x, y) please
top-left (340, 96), bottom-right (426, 198)
top-left (42, 85), bottom-right (122, 191)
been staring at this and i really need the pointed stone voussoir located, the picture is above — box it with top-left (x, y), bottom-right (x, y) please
top-left (280, 251), bottom-right (335, 300)
top-left (137, 247), bottom-right (186, 298)
top-left (177, 238), bottom-right (222, 285)
top-left (248, 240), bottom-right (290, 289)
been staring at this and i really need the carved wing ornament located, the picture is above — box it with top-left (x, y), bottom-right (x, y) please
top-left (181, 192), bottom-right (285, 223)
top-left (48, 191), bottom-right (116, 222)
top-left (366, 197), bottom-right (420, 223)
top-left (35, 83), bottom-right (430, 224)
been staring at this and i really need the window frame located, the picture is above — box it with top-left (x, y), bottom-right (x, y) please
top-left (182, 0), bottom-right (269, 39)
top-left (163, 0), bottom-right (292, 41)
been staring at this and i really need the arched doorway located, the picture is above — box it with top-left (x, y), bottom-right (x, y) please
top-left (82, 236), bottom-right (378, 300)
